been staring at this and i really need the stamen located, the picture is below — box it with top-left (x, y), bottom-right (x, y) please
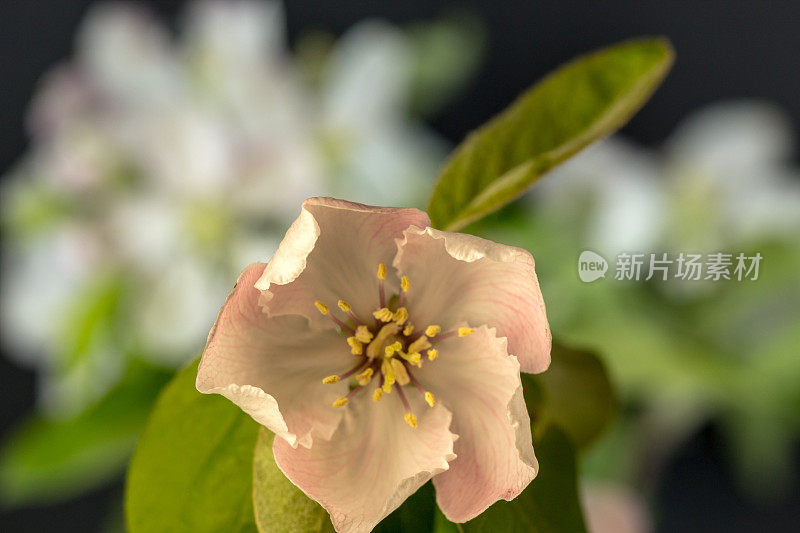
top-left (356, 367), bottom-right (374, 386)
top-left (425, 392), bottom-right (436, 407)
top-left (425, 325), bottom-right (441, 337)
top-left (346, 336), bottom-right (363, 355)
top-left (355, 325), bottom-right (373, 344)
top-left (458, 327), bottom-right (474, 337)
top-left (373, 307), bottom-right (394, 322)
top-left (398, 275), bottom-right (410, 307)
top-left (317, 303), bottom-right (354, 334)
top-left (379, 374), bottom-right (391, 395)
top-left (333, 384), bottom-right (364, 407)
top-left (405, 364), bottom-right (433, 405)
top-left (395, 385), bottom-right (417, 428)
top-left (427, 348), bottom-right (439, 361)
top-left (408, 335), bottom-right (431, 354)
top-left (322, 375), bottom-right (339, 384)
top-left (384, 341), bottom-right (402, 357)
top-left (403, 324), bottom-right (414, 336)
top-left (400, 351), bottom-right (422, 367)
top-left (377, 264), bottom-right (386, 308)
top-left (393, 307), bottom-right (409, 325)
top-left (390, 358), bottom-right (410, 385)
top-left (338, 357), bottom-right (369, 380)
top-left (381, 359), bottom-right (396, 386)
top-left (338, 300), bottom-right (361, 324)
top-left (372, 388), bottom-right (383, 402)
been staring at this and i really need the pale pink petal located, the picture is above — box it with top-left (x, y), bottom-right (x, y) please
top-left (255, 197), bottom-right (430, 328)
top-left (394, 226), bottom-right (551, 373)
top-left (197, 263), bottom-right (355, 448)
top-left (415, 325), bottom-right (537, 522)
top-left (273, 393), bottom-right (456, 533)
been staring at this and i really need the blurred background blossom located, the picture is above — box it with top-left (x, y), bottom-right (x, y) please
top-left (0, 0), bottom-right (480, 507)
top-left (1, 0), bottom-right (478, 414)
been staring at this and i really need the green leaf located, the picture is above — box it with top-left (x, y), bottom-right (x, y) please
top-left (427, 38), bottom-right (673, 231)
top-left (524, 342), bottom-right (617, 450)
top-left (0, 360), bottom-right (172, 507)
top-left (125, 360), bottom-right (259, 533)
top-left (252, 428), bottom-right (333, 533)
top-left (459, 426), bottom-right (587, 533)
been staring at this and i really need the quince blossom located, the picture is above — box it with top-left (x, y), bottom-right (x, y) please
top-left (197, 197), bottom-right (551, 532)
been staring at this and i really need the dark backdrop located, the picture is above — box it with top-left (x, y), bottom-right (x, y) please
top-left (2, 1), bottom-right (799, 531)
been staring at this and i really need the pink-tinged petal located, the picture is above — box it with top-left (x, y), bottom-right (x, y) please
top-left (197, 263), bottom-right (354, 448)
top-left (416, 325), bottom-right (537, 523)
top-left (394, 226), bottom-right (551, 373)
top-left (255, 197), bottom-right (430, 327)
top-left (273, 393), bottom-right (456, 533)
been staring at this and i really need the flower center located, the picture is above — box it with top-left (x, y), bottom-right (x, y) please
top-left (314, 263), bottom-right (473, 428)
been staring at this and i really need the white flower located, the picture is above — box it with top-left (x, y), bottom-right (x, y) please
top-left (197, 198), bottom-right (551, 532)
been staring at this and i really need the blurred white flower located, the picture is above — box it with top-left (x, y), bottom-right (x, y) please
top-left (1, 0), bottom-right (464, 414)
top-left (533, 100), bottom-right (800, 257)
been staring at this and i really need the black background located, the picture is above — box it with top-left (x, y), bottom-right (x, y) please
top-left (2, 1), bottom-right (800, 531)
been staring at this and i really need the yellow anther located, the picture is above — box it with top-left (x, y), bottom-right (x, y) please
top-left (346, 336), bottom-right (363, 355)
top-left (382, 381), bottom-right (393, 394)
top-left (404, 413), bottom-right (418, 428)
top-left (425, 392), bottom-right (436, 407)
top-left (408, 336), bottom-right (431, 354)
top-left (385, 341), bottom-right (402, 357)
top-left (425, 325), bottom-right (441, 337)
top-left (356, 368), bottom-right (374, 386)
top-left (372, 388), bottom-right (384, 402)
top-left (393, 307), bottom-right (409, 325)
top-left (322, 375), bottom-right (339, 384)
top-left (337, 300), bottom-right (351, 312)
top-left (355, 325), bottom-right (373, 344)
top-left (390, 358), bottom-right (410, 386)
top-left (373, 307), bottom-right (394, 322)
top-left (381, 360), bottom-right (396, 386)
top-left (427, 348), bottom-right (439, 361)
top-left (458, 327), bottom-right (474, 337)
top-left (403, 324), bottom-right (415, 336)
top-left (377, 263), bottom-right (387, 280)
top-left (401, 275), bottom-right (410, 292)
top-left (332, 397), bottom-right (349, 407)
top-left (314, 301), bottom-right (329, 315)
top-left (400, 351), bottom-right (422, 367)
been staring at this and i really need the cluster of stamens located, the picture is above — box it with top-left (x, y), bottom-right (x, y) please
top-left (315, 263), bottom-right (473, 428)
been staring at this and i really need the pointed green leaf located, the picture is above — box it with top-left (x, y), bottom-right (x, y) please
top-left (459, 426), bottom-right (586, 533)
top-left (427, 38), bottom-right (673, 231)
top-left (524, 342), bottom-right (617, 450)
top-left (125, 360), bottom-right (259, 532)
